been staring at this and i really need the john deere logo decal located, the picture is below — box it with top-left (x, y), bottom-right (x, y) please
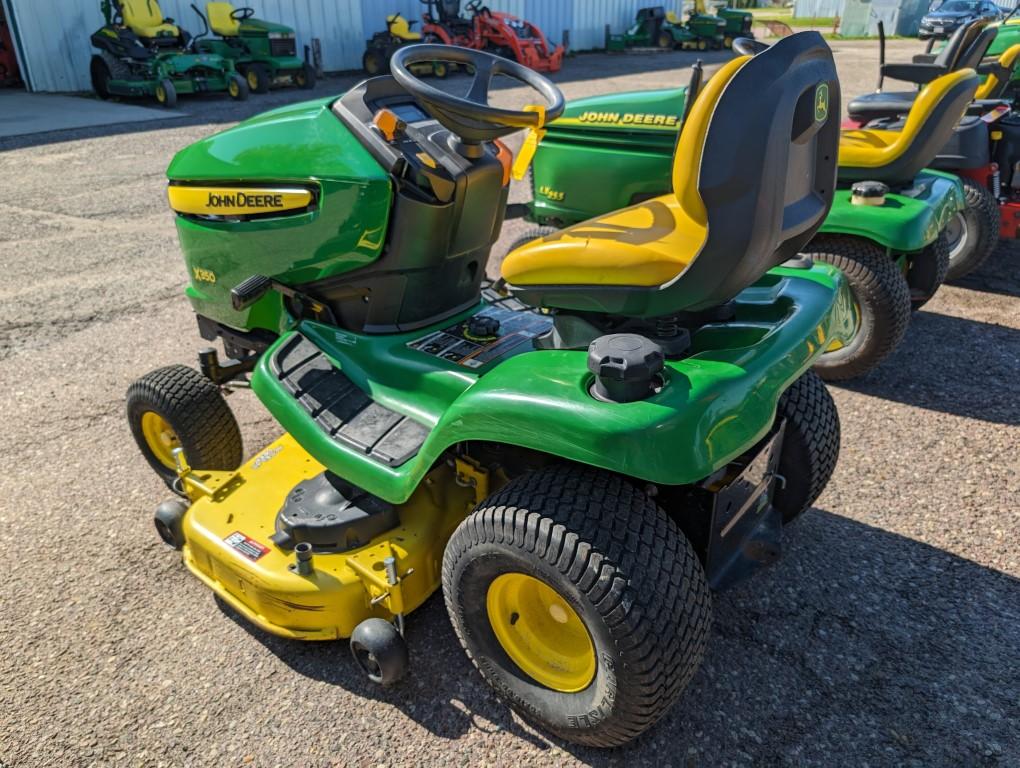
top-left (167, 185), bottom-right (314, 217)
top-left (814, 83), bottom-right (829, 122)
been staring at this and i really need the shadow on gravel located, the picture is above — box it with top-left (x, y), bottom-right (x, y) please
top-left (947, 242), bottom-right (1020, 299)
top-left (217, 509), bottom-right (1019, 766)
top-left (835, 308), bottom-right (1020, 425)
top-left (0, 50), bottom-right (730, 152)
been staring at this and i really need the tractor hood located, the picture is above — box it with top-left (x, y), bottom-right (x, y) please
top-left (240, 18), bottom-right (293, 36)
top-left (549, 87), bottom-right (688, 133)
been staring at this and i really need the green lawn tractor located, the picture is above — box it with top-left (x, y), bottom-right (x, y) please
top-left (670, 3), bottom-right (726, 51)
top-left (127, 37), bottom-right (854, 747)
top-left (90, 0), bottom-right (248, 107)
top-left (514, 39), bottom-right (973, 380)
top-left (363, 12), bottom-right (449, 78)
top-left (718, 7), bottom-right (754, 48)
top-left (189, 2), bottom-right (314, 93)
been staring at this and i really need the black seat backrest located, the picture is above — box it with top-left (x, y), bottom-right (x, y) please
top-left (934, 17), bottom-right (992, 68)
top-left (956, 24), bottom-right (998, 70)
top-left (670, 31), bottom-right (840, 312)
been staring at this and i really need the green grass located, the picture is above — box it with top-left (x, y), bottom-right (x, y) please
top-left (749, 9), bottom-right (838, 28)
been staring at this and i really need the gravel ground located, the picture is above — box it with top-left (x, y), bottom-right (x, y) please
top-left (1, 40), bottom-right (1018, 767)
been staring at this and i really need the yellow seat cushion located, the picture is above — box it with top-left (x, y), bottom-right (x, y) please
top-left (975, 44), bottom-right (1020, 99)
top-left (388, 15), bottom-right (421, 41)
top-left (501, 196), bottom-right (706, 287)
top-left (121, 0), bottom-right (179, 38)
top-left (502, 54), bottom-right (751, 289)
top-left (207, 2), bottom-right (240, 36)
top-left (838, 68), bottom-right (976, 169)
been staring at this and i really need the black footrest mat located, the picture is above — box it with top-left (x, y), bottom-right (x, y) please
top-left (271, 334), bottom-right (429, 467)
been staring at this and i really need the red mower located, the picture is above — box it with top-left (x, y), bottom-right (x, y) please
top-left (421, 0), bottom-right (564, 72)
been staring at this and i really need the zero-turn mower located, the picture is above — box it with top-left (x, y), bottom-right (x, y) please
top-left (513, 37), bottom-right (974, 380)
top-left (90, 0), bottom-right (248, 107)
top-left (128, 35), bottom-right (854, 746)
top-left (190, 2), bottom-right (315, 93)
top-left (363, 12), bottom-right (449, 78)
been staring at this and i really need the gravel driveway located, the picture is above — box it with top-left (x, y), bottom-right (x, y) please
top-left (1, 39), bottom-right (1017, 767)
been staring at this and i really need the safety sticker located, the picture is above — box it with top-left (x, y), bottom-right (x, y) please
top-left (224, 531), bottom-right (270, 561)
top-left (407, 297), bottom-right (552, 369)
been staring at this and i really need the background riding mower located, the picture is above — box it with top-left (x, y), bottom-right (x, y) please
top-left (363, 12), bottom-right (449, 78)
top-left (845, 18), bottom-right (1020, 278)
top-left (512, 39), bottom-right (973, 380)
top-left (189, 2), bottom-right (314, 93)
top-left (421, 0), bottom-right (564, 72)
top-left (670, 1), bottom-right (726, 51)
top-left (606, 7), bottom-right (716, 52)
top-left (127, 36), bottom-right (854, 747)
top-left (90, 0), bottom-right (247, 107)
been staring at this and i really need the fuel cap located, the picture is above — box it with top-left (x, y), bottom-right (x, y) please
top-left (587, 334), bottom-right (665, 403)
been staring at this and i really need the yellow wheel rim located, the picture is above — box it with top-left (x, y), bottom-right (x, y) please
top-left (247, 70), bottom-right (259, 89)
top-left (156, 84), bottom-right (166, 102)
top-left (140, 411), bottom-right (181, 469)
top-left (433, 62), bottom-right (447, 77)
top-left (296, 70), bottom-right (306, 85)
top-left (228, 79), bottom-right (239, 97)
top-left (486, 573), bottom-right (595, 692)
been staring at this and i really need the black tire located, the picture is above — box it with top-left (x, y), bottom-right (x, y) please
top-left (90, 55), bottom-right (113, 99)
top-left (350, 618), bottom-right (409, 686)
top-left (155, 78), bottom-right (177, 108)
top-left (295, 62), bottom-right (316, 89)
top-left (945, 177), bottom-right (1000, 281)
top-left (154, 500), bottom-right (188, 549)
top-left (227, 72), bottom-right (249, 101)
top-left (243, 62), bottom-right (271, 94)
top-left (773, 371), bottom-right (840, 524)
top-left (907, 231), bottom-right (950, 311)
top-left (807, 235), bottom-right (911, 381)
top-left (363, 49), bottom-right (388, 76)
top-left (502, 225), bottom-right (557, 259)
top-left (126, 365), bottom-right (243, 492)
top-left (442, 465), bottom-right (711, 748)
top-left (432, 60), bottom-right (449, 79)
top-left (657, 31), bottom-right (673, 49)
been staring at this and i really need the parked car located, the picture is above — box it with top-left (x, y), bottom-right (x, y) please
top-left (919, 0), bottom-right (1003, 39)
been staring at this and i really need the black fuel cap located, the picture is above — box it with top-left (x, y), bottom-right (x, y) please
top-left (466, 314), bottom-right (500, 339)
top-left (587, 334), bottom-right (665, 403)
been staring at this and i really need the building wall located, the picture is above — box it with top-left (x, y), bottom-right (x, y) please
top-left (8, 0), bottom-right (688, 92)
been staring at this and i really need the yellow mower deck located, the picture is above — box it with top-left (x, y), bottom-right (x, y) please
top-left (178, 434), bottom-right (481, 639)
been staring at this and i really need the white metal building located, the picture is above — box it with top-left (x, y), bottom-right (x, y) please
top-left (1, 0), bottom-right (688, 93)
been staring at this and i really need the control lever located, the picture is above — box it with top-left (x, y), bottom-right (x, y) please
top-left (230, 274), bottom-right (343, 325)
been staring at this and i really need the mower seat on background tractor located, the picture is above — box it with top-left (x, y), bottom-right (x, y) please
top-left (120, 0), bottom-right (181, 42)
top-left (206, 1), bottom-right (240, 36)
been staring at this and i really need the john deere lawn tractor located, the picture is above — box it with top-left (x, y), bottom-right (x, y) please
top-left (606, 6), bottom-right (717, 51)
top-left (363, 13), bottom-right (449, 78)
top-left (90, 0), bottom-right (247, 107)
top-left (128, 36), bottom-right (855, 746)
top-left (190, 2), bottom-right (314, 93)
top-left (515, 38), bottom-right (973, 380)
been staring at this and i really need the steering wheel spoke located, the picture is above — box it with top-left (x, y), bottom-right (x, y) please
top-left (466, 57), bottom-right (495, 103)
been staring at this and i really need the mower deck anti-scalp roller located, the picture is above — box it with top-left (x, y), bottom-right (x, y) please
top-left (128, 34), bottom-right (853, 747)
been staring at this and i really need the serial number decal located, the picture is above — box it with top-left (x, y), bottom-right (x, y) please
top-left (224, 531), bottom-right (270, 561)
top-left (251, 445), bottom-right (282, 469)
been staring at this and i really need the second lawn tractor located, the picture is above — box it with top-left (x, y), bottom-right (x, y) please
top-left (90, 0), bottom-right (248, 107)
top-left (190, 2), bottom-right (315, 93)
top-left (128, 36), bottom-right (854, 747)
top-left (363, 12), bottom-right (449, 78)
top-left (606, 6), bottom-right (722, 51)
top-left (421, 0), bottom-right (564, 72)
top-left (513, 38), bottom-right (974, 380)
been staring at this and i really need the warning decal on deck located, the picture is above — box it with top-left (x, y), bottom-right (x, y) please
top-left (407, 295), bottom-right (553, 369)
top-left (224, 531), bottom-right (270, 561)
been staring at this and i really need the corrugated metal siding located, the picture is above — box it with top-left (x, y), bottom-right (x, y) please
top-left (793, 0), bottom-right (844, 19)
top-left (12, 0), bottom-right (702, 92)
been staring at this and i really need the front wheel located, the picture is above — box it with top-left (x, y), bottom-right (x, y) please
top-left (244, 63), bottom-right (271, 94)
top-left (907, 231), bottom-right (950, 311)
top-left (227, 72), bottom-right (249, 100)
top-left (773, 370), bottom-right (840, 524)
top-left (945, 177), bottom-right (1000, 281)
top-left (502, 225), bottom-right (557, 259)
top-left (657, 31), bottom-right (673, 49)
top-left (295, 62), bottom-right (316, 89)
top-left (126, 365), bottom-right (243, 491)
top-left (443, 465), bottom-right (711, 747)
top-left (807, 235), bottom-right (912, 381)
top-left (154, 78), bottom-right (177, 108)
top-left (363, 49), bottom-right (387, 76)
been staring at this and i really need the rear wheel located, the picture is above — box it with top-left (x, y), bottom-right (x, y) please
top-left (807, 235), bottom-right (911, 381)
top-left (244, 63), bottom-right (270, 94)
top-left (126, 365), bottom-right (243, 492)
top-left (907, 231), bottom-right (950, 311)
top-left (227, 72), bottom-right (249, 100)
top-left (90, 55), bottom-right (113, 99)
top-left (697, 39), bottom-right (708, 51)
top-left (443, 465), bottom-right (711, 747)
top-left (363, 49), bottom-right (388, 75)
top-left (502, 225), bottom-right (557, 259)
top-left (773, 371), bottom-right (840, 524)
top-left (657, 31), bottom-right (673, 49)
top-left (432, 60), bottom-right (449, 78)
top-left (154, 78), bottom-right (177, 108)
top-left (295, 62), bottom-right (316, 89)
top-left (945, 177), bottom-right (1000, 280)
top-left (723, 35), bottom-right (734, 48)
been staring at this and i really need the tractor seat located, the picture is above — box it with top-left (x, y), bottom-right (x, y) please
top-left (207, 2), bottom-right (240, 36)
top-left (121, 0), bottom-right (180, 40)
top-left (388, 15), bottom-right (421, 41)
top-left (838, 68), bottom-right (979, 185)
top-left (502, 32), bottom-right (840, 317)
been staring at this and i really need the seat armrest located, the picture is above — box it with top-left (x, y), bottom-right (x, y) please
top-left (911, 53), bottom-right (938, 64)
top-left (966, 98), bottom-right (1011, 115)
top-left (880, 63), bottom-right (947, 85)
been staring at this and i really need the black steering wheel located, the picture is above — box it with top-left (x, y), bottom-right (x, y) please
top-left (230, 7), bottom-right (255, 21)
top-left (390, 45), bottom-right (564, 143)
top-left (733, 37), bottom-right (770, 56)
